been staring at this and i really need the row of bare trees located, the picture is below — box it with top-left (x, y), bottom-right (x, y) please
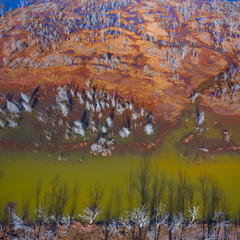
top-left (1, 158), bottom-right (240, 239)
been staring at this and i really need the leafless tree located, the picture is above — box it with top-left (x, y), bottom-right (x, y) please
top-left (79, 206), bottom-right (101, 224)
top-left (89, 181), bottom-right (105, 209)
top-left (135, 157), bottom-right (151, 207)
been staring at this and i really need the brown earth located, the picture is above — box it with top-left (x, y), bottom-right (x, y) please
top-left (0, 221), bottom-right (240, 240)
top-left (0, 0), bottom-right (239, 153)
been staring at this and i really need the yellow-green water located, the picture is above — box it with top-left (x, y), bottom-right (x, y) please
top-left (0, 106), bottom-right (240, 220)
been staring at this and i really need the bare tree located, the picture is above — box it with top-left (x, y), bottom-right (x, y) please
top-left (135, 157), bottom-right (151, 207)
top-left (152, 203), bottom-right (169, 240)
top-left (89, 181), bottom-right (105, 209)
top-left (126, 169), bottom-right (135, 213)
top-left (167, 179), bottom-right (176, 240)
top-left (21, 193), bottom-right (31, 222)
top-left (79, 206), bottom-right (101, 224)
top-left (42, 175), bottom-right (70, 218)
top-left (129, 205), bottom-right (150, 240)
top-left (34, 180), bottom-right (42, 210)
top-left (70, 182), bottom-right (80, 218)
top-left (149, 172), bottom-right (166, 219)
top-left (199, 173), bottom-right (210, 240)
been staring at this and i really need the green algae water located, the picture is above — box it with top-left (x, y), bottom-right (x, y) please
top-left (0, 102), bottom-right (240, 219)
top-left (0, 144), bottom-right (240, 221)
top-left (0, 106), bottom-right (240, 221)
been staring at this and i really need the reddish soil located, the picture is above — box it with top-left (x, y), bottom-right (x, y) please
top-left (0, 0), bottom-right (239, 153)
